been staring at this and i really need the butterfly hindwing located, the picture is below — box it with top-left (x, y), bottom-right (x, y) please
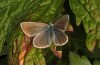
top-left (52, 28), bottom-right (68, 46)
top-left (33, 29), bottom-right (52, 48)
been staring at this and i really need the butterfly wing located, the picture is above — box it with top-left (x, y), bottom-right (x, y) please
top-left (33, 29), bottom-right (51, 48)
top-left (54, 14), bottom-right (69, 31)
top-left (52, 29), bottom-right (68, 46)
top-left (20, 22), bottom-right (48, 37)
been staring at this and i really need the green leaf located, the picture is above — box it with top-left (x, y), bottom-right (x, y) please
top-left (0, 0), bottom-right (40, 54)
top-left (25, 48), bottom-right (36, 65)
top-left (31, 0), bottom-right (64, 22)
top-left (69, 52), bottom-right (91, 65)
top-left (96, 24), bottom-right (100, 39)
top-left (0, 0), bottom-right (64, 55)
top-left (93, 60), bottom-right (100, 65)
top-left (25, 48), bottom-right (46, 65)
top-left (86, 33), bottom-right (96, 52)
top-left (34, 49), bottom-right (46, 65)
top-left (0, 0), bottom-right (65, 65)
top-left (81, 56), bottom-right (91, 65)
top-left (69, 0), bottom-right (100, 51)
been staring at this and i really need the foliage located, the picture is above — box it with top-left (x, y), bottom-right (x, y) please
top-left (0, 0), bottom-right (100, 65)
top-left (69, 0), bottom-right (100, 52)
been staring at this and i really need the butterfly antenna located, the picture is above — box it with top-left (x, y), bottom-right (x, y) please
top-left (52, 15), bottom-right (62, 23)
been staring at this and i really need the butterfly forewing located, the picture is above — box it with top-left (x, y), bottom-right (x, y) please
top-left (21, 22), bottom-right (48, 37)
top-left (53, 29), bottom-right (68, 46)
top-left (54, 14), bottom-right (69, 31)
top-left (33, 29), bottom-right (51, 48)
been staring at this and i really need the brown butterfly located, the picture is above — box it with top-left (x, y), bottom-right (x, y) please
top-left (20, 14), bottom-right (69, 48)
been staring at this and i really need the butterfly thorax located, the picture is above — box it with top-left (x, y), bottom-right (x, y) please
top-left (47, 23), bottom-right (55, 42)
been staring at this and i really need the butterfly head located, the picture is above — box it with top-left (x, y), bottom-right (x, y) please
top-left (48, 22), bottom-right (54, 30)
top-left (49, 22), bottom-right (53, 26)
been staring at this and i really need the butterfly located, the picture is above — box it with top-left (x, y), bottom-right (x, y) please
top-left (20, 14), bottom-right (69, 48)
